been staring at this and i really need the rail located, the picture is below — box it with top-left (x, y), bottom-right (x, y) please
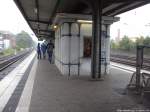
top-left (110, 54), bottom-right (150, 71)
top-left (0, 49), bottom-right (32, 71)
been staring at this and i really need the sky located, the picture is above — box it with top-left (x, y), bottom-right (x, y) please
top-left (110, 3), bottom-right (150, 39)
top-left (0, 0), bottom-right (37, 41)
top-left (0, 0), bottom-right (150, 41)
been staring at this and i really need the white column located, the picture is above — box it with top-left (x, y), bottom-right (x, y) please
top-left (53, 15), bottom-right (118, 76)
top-left (57, 28), bottom-right (61, 69)
top-left (100, 25), bottom-right (106, 75)
top-left (70, 23), bottom-right (80, 75)
top-left (105, 25), bottom-right (110, 74)
top-left (60, 23), bottom-right (70, 75)
top-left (55, 29), bottom-right (59, 67)
top-left (100, 24), bottom-right (110, 75)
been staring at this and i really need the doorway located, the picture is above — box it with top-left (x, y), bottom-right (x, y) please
top-left (84, 37), bottom-right (92, 57)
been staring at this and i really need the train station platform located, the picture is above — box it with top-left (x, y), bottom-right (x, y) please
top-left (15, 57), bottom-right (150, 112)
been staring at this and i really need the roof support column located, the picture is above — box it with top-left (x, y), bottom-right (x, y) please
top-left (91, 0), bottom-right (103, 79)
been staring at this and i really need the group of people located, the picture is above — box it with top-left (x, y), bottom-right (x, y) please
top-left (37, 40), bottom-right (54, 63)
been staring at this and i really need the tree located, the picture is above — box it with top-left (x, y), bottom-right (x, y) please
top-left (15, 31), bottom-right (34, 49)
top-left (143, 36), bottom-right (150, 46)
top-left (119, 35), bottom-right (135, 51)
top-left (135, 36), bottom-right (144, 46)
top-left (143, 36), bottom-right (150, 54)
top-left (110, 39), bottom-right (119, 50)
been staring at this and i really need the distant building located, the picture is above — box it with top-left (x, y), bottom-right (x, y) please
top-left (0, 37), bottom-right (4, 50)
top-left (0, 31), bottom-right (16, 50)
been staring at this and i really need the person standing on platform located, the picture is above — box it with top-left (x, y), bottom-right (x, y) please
top-left (37, 43), bottom-right (41, 59)
top-left (47, 40), bottom-right (54, 63)
top-left (41, 42), bottom-right (47, 59)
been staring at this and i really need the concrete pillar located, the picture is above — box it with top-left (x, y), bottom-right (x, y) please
top-left (53, 13), bottom-right (119, 77)
top-left (70, 23), bottom-right (80, 75)
top-left (105, 25), bottom-right (111, 74)
top-left (55, 22), bottom-right (80, 75)
top-left (60, 23), bottom-right (70, 75)
top-left (54, 29), bottom-right (59, 67)
top-left (91, 0), bottom-right (103, 78)
top-left (100, 25), bottom-right (107, 75)
top-left (58, 29), bottom-right (60, 67)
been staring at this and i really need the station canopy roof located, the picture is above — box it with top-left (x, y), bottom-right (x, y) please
top-left (14, 0), bottom-right (150, 39)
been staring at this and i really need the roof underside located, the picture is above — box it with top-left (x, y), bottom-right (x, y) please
top-left (14, 0), bottom-right (150, 39)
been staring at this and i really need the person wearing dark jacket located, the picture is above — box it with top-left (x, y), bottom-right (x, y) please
top-left (47, 40), bottom-right (54, 63)
top-left (37, 43), bottom-right (41, 59)
top-left (41, 43), bottom-right (47, 59)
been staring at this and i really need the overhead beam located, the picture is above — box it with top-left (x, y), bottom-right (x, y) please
top-left (112, 1), bottom-right (149, 16)
top-left (50, 0), bottom-right (61, 22)
top-left (35, 0), bottom-right (40, 32)
top-left (38, 35), bottom-right (50, 37)
top-left (33, 29), bottom-right (52, 33)
top-left (46, 0), bottom-right (61, 30)
top-left (107, 0), bottom-right (150, 3)
top-left (38, 35), bottom-right (52, 39)
top-left (38, 33), bottom-right (52, 36)
top-left (102, 3), bottom-right (124, 14)
top-left (28, 19), bottom-right (50, 24)
top-left (35, 0), bottom-right (39, 23)
top-left (104, 2), bottom-right (131, 15)
top-left (14, 0), bottom-right (35, 34)
top-left (109, 1), bottom-right (147, 16)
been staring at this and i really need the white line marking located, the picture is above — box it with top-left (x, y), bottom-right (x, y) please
top-left (0, 51), bottom-right (36, 112)
top-left (15, 58), bottom-right (38, 112)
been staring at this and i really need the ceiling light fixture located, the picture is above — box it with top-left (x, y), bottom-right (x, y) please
top-left (77, 20), bottom-right (92, 23)
top-left (53, 25), bottom-right (57, 29)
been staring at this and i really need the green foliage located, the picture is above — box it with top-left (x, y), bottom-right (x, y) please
top-left (110, 39), bottom-right (119, 49)
top-left (2, 48), bottom-right (15, 56)
top-left (111, 35), bottom-right (150, 54)
top-left (14, 45), bottom-right (21, 51)
top-left (16, 31), bottom-right (34, 49)
top-left (136, 36), bottom-right (144, 46)
top-left (118, 36), bottom-right (135, 51)
top-left (143, 36), bottom-right (150, 46)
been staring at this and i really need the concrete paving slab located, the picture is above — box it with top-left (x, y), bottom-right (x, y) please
top-left (27, 59), bottom-right (149, 112)
top-left (15, 58), bottom-right (38, 112)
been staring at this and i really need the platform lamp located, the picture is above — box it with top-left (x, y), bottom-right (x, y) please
top-left (49, 24), bottom-right (58, 30)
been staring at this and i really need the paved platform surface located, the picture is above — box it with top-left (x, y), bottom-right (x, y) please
top-left (25, 59), bottom-right (150, 112)
top-left (0, 51), bottom-right (36, 112)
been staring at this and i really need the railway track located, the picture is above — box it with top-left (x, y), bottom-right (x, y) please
top-left (0, 55), bottom-right (13, 62)
top-left (110, 54), bottom-right (150, 71)
top-left (0, 49), bottom-right (32, 71)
